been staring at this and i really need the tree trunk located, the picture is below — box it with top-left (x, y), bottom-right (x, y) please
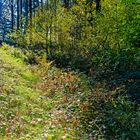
top-left (17, 0), bottom-right (20, 29)
top-left (11, 0), bottom-right (14, 30)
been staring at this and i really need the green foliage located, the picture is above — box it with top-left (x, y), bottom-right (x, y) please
top-left (79, 91), bottom-right (140, 139)
top-left (10, 0), bottom-right (140, 76)
top-left (3, 0), bottom-right (140, 139)
top-left (0, 44), bottom-right (140, 139)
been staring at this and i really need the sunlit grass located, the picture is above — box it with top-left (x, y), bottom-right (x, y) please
top-left (0, 44), bottom-right (140, 140)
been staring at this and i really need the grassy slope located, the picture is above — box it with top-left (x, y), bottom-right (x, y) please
top-left (0, 45), bottom-right (48, 139)
top-left (0, 44), bottom-right (89, 139)
top-left (0, 44), bottom-right (140, 140)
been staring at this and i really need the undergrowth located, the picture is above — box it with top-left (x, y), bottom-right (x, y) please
top-left (0, 44), bottom-right (140, 140)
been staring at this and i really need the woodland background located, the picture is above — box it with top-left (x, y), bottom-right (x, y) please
top-left (0, 0), bottom-right (140, 139)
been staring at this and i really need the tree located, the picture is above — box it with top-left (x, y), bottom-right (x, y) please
top-left (17, 0), bottom-right (20, 29)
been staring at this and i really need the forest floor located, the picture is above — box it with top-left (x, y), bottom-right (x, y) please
top-left (0, 44), bottom-right (140, 140)
top-left (0, 44), bottom-right (91, 139)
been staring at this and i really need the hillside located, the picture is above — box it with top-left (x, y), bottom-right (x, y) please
top-left (0, 0), bottom-right (140, 139)
top-left (0, 44), bottom-right (140, 140)
top-left (0, 44), bottom-right (91, 139)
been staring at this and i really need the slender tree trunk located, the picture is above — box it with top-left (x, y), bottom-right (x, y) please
top-left (54, 0), bottom-right (57, 44)
top-left (20, 0), bottom-right (23, 29)
top-left (11, 0), bottom-right (14, 30)
top-left (45, 0), bottom-right (50, 57)
top-left (17, 0), bottom-right (20, 30)
top-left (25, 0), bottom-right (29, 27)
top-left (41, 0), bottom-right (43, 9)
top-left (29, 0), bottom-right (33, 45)
top-left (0, 0), bottom-right (2, 19)
top-left (29, 0), bottom-right (33, 20)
